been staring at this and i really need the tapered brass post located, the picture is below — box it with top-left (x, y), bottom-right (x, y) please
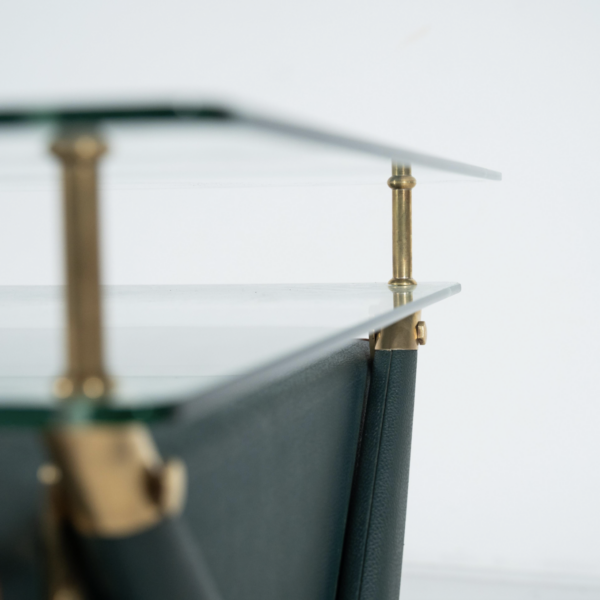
top-left (51, 131), bottom-right (109, 400)
top-left (388, 164), bottom-right (417, 287)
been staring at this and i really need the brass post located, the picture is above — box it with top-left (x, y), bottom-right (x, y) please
top-left (43, 134), bottom-right (187, 585)
top-left (388, 163), bottom-right (417, 287)
top-left (51, 132), bottom-right (109, 400)
top-left (374, 164), bottom-right (427, 350)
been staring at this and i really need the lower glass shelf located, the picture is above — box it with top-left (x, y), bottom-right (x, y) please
top-left (0, 282), bottom-right (460, 427)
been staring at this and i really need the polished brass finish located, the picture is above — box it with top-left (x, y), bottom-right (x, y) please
top-left (374, 289), bottom-right (425, 350)
top-left (46, 424), bottom-right (187, 538)
top-left (388, 164), bottom-right (417, 287)
top-left (51, 133), bottom-right (109, 399)
top-left (375, 310), bottom-right (422, 350)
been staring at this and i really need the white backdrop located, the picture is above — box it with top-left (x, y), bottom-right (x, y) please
top-left (1, 0), bottom-right (599, 585)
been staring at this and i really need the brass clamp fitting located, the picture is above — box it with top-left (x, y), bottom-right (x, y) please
top-left (45, 424), bottom-right (187, 538)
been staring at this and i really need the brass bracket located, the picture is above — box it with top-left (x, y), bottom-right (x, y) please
top-left (374, 311), bottom-right (427, 351)
top-left (45, 424), bottom-right (187, 538)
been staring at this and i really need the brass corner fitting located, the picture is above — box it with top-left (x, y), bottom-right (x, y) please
top-left (374, 311), bottom-right (427, 351)
top-left (51, 133), bottom-right (110, 400)
top-left (374, 285), bottom-right (427, 351)
top-left (44, 424), bottom-right (187, 538)
top-left (388, 164), bottom-right (417, 287)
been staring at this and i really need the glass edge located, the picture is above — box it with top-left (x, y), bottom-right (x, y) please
top-left (0, 102), bottom-right (501, 180)
top-left (0, 282), bottom-right (460, 429)
top-left (173, 281), bottom-right (462, 423)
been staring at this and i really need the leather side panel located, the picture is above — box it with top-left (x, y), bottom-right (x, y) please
top-left (72, 518), bottom-right (222, 600)
top-left (0, 431), bottom-right (45, 600)
top-left (338, 349), bottom-right (418, 600)
top-left (153, 340), bottom-right (371, 600)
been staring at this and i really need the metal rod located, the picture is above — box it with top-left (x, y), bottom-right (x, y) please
top-left (388, 163), bottom-right (417, 287)
top-left (51, 132), bottom-right (109, 400)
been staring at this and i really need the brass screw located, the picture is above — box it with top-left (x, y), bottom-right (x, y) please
top-left (82, 376), bottom-right (105, 399)
top-left (416, 321), bottom-right (427, 345)
top-left (53, 377), bottom-right (74, 399)
top-left (37, 463), bottom-right (62, 486)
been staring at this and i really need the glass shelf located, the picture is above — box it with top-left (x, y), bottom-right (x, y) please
top-left (0, 103), bottom-right (501, 195)
top-left (0, 282), bottom-right (459, 427)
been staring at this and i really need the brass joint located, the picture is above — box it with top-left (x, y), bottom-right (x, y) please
top-left (374, 311), bottom-right (425, 350)
top-left (45, 424), bottom-right (187, 538)
top-left (388, 163), bottom-right (416, 287)
top-left (374, 289), bottom-right (427, 350)
top-left (387, 174), bottom-right (416, 190)
top-left (51, 132), bottom-right (110, 400)
top-left (51, 135), bottom-right (107, 163)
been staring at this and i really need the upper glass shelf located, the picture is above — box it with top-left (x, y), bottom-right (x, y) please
top-left (0, 282), bottom-right (459, 427)
top-left (0, 102), bottom-right (501, 192)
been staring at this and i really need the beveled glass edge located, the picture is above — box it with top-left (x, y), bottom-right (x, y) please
top-left (0, 102), bottom-right (501, 181)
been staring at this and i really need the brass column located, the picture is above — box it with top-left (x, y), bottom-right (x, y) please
top-left (45, 129), bottom-right (188, 541)
top-left (51, 131), bottom-right (109, 400)
top-left (388, 164), bottom-right (417, 287)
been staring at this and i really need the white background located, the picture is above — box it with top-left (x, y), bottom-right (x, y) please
top-left (1, 0), bottom-right (599, 588)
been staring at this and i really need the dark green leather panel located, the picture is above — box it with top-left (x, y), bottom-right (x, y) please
top-left (73, 519), bottom-right (222, 600)
top-left (150, 340), bottom-right (371, 600)
top-left (0, 431), bottom-right (45, 600)
top-left (338, 349), bottom-right (418, 600)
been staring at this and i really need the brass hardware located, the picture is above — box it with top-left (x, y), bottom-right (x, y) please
top-left (51, 132), bottom-right (109, 400)
top-left (374, 165), bottom-right (426, 350)
top-left (388, 164), bottom-right (417, 287)
top-left (46, 424), bottom-right (187, 538)
top-left (375, 311), bottom-right (422, 350)
top-left (52, 377), bottom-right (75, 400)
top-left (81, 376), bottom-right (106, 399)
top-left (374, 289), bottom-right (426, 350)
top-left (38, 463), bottom-right (63, 486)
top-left (45, 133), bottom-right (185, 559)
